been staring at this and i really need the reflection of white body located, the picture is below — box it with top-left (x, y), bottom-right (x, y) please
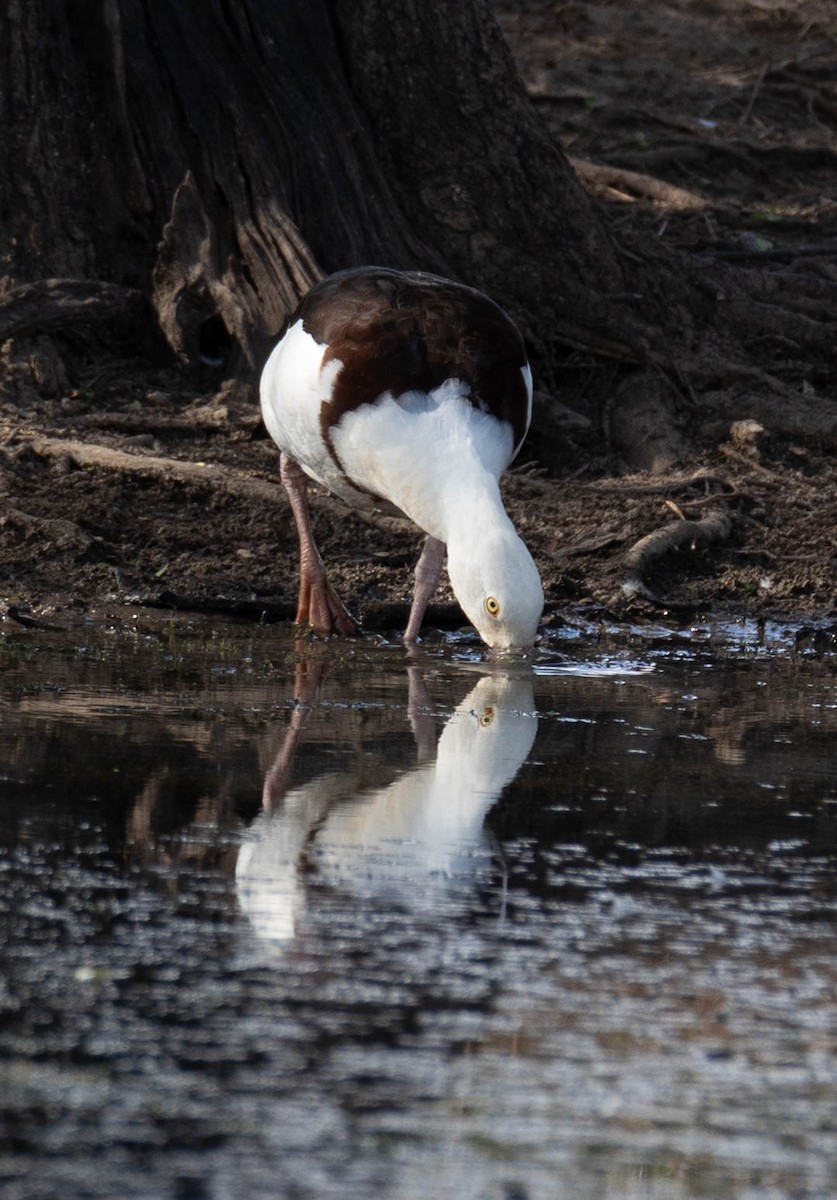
top-left (236, 674), bottom-right (537, 945)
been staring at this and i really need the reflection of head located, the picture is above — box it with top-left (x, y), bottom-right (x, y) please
top-left (235, 672), bottom-right (537, 947)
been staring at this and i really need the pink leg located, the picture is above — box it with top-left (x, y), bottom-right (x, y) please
top-left (403, 536), bottom-right (446, 643)
top-left (280, 453), bottom-right (358, 637)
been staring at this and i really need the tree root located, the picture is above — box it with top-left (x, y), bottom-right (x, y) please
top-left (604, 368), bottom-right (688, 472)
top-left (729, 294), bottom-right (836, 356)
top-left (5, 605), bottom-right (66, 632)
top-left (0, 279), bottom-right (152, 342)
top-left (712, 243), bottom-right (837, 264)
top-left (76, 409), bottom-right (259, 435)
top-left (622, 503), bottom-right (733, 607)
top-left (549, 531), bottom-right (626, 559)
top-left (581, 467), bottom-right (731, 497)
top-left (569, 156), bottom-right (710, 211)
top-left (138, 591), bottom-right (299, 622)
top-left (11, 430), bottom-right (414, 537)
top-left (705, 386), bottom-right (837, 450)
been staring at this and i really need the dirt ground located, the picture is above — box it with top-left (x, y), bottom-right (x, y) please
top-left (1, 0), bottom-right (835, 635)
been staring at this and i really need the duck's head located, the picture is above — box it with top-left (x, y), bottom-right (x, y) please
top-left (447, 526), bottom-right (543, 650)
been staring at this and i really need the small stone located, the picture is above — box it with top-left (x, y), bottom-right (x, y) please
top-left (728, 419), bottom-right (765, 459)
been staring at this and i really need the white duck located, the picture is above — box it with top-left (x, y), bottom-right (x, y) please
top-left (260, 267), bottom-right (544, 648)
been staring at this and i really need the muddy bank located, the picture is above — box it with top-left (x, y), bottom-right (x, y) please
top-left (1, 386), bottom-right (834, 631)
top-left (1, 0), bottom-right (835, 631)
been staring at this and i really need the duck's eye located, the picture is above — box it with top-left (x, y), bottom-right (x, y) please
top-left (480, 706), bottom-right (495, 727)
top-left (485, 596), bottom-right (501, 617)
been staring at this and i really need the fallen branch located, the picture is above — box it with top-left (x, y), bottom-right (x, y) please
top-left (622, 504), bottom-right (733, 606)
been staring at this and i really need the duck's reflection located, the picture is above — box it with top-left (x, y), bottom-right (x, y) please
top-left (236, 668), bottom-right (537, 946)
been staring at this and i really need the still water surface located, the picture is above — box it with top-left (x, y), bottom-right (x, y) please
top-left (1, 617), bottom-right (835, 1199)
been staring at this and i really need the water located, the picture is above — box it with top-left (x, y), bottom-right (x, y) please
top-left (1, 616), bottom-right (835, 1199)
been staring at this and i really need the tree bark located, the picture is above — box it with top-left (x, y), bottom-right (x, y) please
top-left (2, 0), bottom-right (835, 463)
top-left (2, 0), bottom-right (435, 366)
top-left (0, 0), bottom-right (645, 367)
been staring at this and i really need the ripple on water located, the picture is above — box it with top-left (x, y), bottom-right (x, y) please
top-left (0, 620), bottom-right (836, 1199)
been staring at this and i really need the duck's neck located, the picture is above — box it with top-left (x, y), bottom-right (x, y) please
top-left (439, 468), bottom-right (515, 554)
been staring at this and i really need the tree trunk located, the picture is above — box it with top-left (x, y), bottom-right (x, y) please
top-left (2, 0), bottom-right (835, 464)
top-left (3, 0), bottom-right (629, 364)
top-left (1, 0), bottom-right (435, 368)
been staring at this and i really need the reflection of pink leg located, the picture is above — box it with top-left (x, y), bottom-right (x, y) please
top-left (403, 535), bottom-right (446, 643)
top-left (280, 453), bottom-right (358, 637)
top-left (262, 657), bottom-right (327, 811)
top-left (406, 665), bottom-right (436, 764)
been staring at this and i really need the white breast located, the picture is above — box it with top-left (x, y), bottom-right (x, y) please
top-left (330, 382), bottom-right (515, 540)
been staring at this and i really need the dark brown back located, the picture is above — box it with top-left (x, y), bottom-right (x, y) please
top-left (295, 267), bottom-right (531, 453)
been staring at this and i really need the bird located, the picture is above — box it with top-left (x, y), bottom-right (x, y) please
top-left (259, 265), bottom-right (544, 649)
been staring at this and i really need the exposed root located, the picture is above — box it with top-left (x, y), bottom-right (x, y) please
top-left (581, 468), bottom-right (732, 497)
top-left (0, 279), bottom-right (151, 342)
top-left (7, 429), bottom-right (414, 536)
top-left (729, 294), bottom-right (836, 355)
top-left (549, 531), bottom-right (626, 558)
top-left (706, 387), bottom-right (837, 450)
top-left (5, 605), bottom-right (66, 631)
top-left (568, 156), bottom-right (709, 211)
top-left (138, 591), bottom-right (298, 622)
top-left (714, 245), bottom-right (837, 265)
top-left (622, 503), bottom-right (733, 607)
top-left (21, 431), bottom-right (287, 503)
top-left (76, 409), bottom-right (258, 435)
top-left (604, 368), bottom-right (687, 472)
